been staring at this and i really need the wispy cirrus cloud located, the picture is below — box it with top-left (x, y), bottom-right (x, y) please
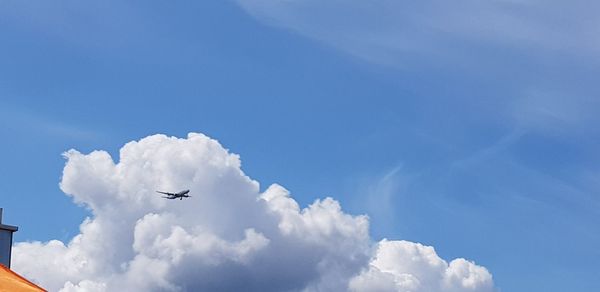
top-left (0, 103), bottom-right (102, 141)
top-left (236, 0), bottom-right (600, 137)
top-left (237, 0), bottom-right (600, 65)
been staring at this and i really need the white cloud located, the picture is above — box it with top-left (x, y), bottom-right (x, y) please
top-left (13, 133), bottom-right (494, 291)
top-left (349, 240), bottom-right (494, 292)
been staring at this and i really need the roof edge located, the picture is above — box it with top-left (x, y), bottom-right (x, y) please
top-left (0, 224), bottom-right (17, 232)
top-left (0, 264), bottom-right (47, 292)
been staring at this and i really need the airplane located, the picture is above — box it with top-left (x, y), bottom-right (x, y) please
top-left (156, 189), bottom-right (191, 200)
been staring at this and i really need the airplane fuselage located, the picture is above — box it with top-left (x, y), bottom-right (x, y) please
top-left (157, 189), bottom-right (191, 200)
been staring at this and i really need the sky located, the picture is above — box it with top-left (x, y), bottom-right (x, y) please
top-left (0, 1), bottom-right (599, 291)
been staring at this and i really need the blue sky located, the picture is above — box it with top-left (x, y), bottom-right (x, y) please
top-left (1, 1), bottom-right (599, 291)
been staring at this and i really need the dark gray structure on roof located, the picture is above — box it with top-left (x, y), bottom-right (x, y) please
top-left (0, 208), bottom-right (18, 268)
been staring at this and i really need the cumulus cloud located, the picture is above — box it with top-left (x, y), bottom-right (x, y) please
top-left (349, 240), bottom-right (493, 292)
top-left (12, 133), bottom-right (494, 291)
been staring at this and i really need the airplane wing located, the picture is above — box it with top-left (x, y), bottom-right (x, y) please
top-left (156, 191), bottom-right (175, 196)
top-left (162, 196), bottom-right (176, 199)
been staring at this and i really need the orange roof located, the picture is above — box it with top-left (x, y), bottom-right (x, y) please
top-left (0, 264), bottom-right (46, 292)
